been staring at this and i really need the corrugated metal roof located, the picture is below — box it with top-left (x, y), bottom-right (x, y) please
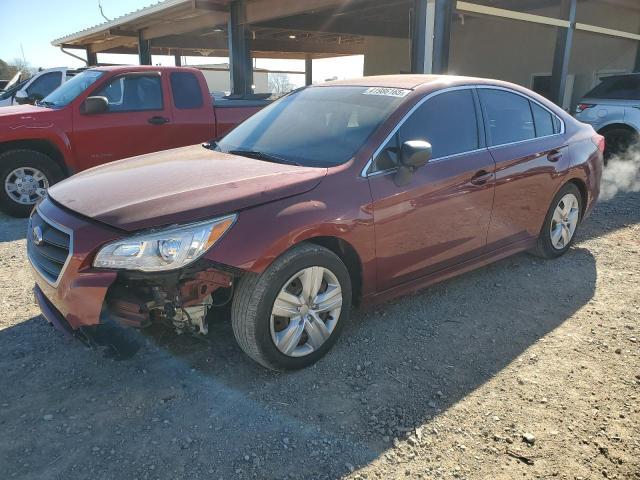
top-left (51, 0), bottom-right (191, 46)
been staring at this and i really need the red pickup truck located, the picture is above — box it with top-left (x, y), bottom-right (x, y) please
top-left (0, 66), bottom-right (267, 217)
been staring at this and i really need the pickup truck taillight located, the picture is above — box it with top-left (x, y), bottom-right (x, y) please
top-left (576, 103), bottom-right (595, 114)
top-left (592, 134), bottom-right (605, 154)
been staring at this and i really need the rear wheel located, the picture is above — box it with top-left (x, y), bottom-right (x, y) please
top-left (232, 243), bottom-right (352, 370)
top-left (531, 183), bottom-right (583, 259)
top-left (0, 149), bottom-right (64, 217)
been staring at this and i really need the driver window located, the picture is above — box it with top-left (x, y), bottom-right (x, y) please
top-left (371, 89), bottom-right (479, 173)
top-left (94, 74), bottom-right (163, 112)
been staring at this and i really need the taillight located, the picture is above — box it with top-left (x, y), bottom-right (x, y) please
top-left (576, 103), bottom-right (595, 114)
top-left (592, 133), bottom-right (605, 154)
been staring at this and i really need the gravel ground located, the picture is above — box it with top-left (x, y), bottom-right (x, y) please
top-left (0, 191), bottom-right (638, 480)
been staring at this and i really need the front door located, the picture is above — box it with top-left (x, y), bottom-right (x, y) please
top-left (367, 88), bottom-right (496, 291)
top-left (71, 72), bottom-right (174, 171)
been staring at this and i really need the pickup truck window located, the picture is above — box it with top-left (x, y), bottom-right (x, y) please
top-left (94, 75), bottom-right (163, 112)
top-left (217, 86), bottom-right (407, 168)
top-left (41, 70), bottom-right (104, 107)
top-left (170, 72), bottom-right (203, 109)
top-left (27, 72), bottom-right (63, 99)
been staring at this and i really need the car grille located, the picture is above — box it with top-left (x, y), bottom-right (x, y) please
top-left (27, 210), bottom-right (71, 284)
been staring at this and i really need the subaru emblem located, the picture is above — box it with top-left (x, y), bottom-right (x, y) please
top-left (32, 226), bottom-right (44, 246)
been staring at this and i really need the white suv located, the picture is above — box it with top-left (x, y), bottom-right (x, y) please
top-left (574, 73), bottom-right (640, 161)
top-left (0, 67), bottom-right (81, 107)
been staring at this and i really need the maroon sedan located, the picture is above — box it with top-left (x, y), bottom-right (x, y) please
top-left (28, 75), bottom-right (603, 370)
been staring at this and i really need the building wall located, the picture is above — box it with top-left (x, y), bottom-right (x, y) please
top-left (361, 0), bottom-right (640, 110)
top-left (363, 36), bottom-right (411, 76)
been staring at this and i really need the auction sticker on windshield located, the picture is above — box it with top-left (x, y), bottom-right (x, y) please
top-left (363, 87), bottom-right (410, 98)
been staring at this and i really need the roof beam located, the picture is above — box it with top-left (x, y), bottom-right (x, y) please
top-left (245, 0), bottom-right (351, 24)
top-left (141, 11), bottom-right (228, 40)
top-left (256, 15), bottom-right (409, 38)
top-left (150, 35), bottom-right (363, 55)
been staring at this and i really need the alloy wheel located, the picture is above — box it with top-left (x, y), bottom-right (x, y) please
top-left (550, 193), bottom-right (579, 250)
top-left (4, 167), bottom-right (49, 205)
top-left (270, 266), bottom-right (343, 357)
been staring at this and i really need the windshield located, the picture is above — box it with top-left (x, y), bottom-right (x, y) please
top-left (216, 86), bottom-right (409, 167)
top-left (41, 70), bottom-right (104, 107)
top-left (0, 79), bottom-right (28, 100)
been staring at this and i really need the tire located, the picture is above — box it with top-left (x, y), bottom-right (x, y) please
top-left (0, 149), bottom-right (64, 217)
top-left (231, 243), bottom-right (352, 371)
top-left (602, 127), bottom-right (638, 163)
top-left (530, 183), bottom-right (583, 259)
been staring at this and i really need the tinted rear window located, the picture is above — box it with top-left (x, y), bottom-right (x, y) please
top-left (531, 102), bottom-right (555, 137)
top-left (170, 72), bottom-right (204, 109)
top-left (479, 89), bottom-right (535, 146)
top-left (584, 75), bottom-right (640, 100)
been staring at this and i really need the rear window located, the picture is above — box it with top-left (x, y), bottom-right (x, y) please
top-left (170, 72), bottom-right (204, 109)
top-left (584, 75), bottom-right (640, 100)
top-left (531, 102), bottom-right (555, 137)
top-left (479, 89), bottom-right (535, 146)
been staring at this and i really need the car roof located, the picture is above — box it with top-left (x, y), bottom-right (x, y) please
top-left (89, 65), bottom-right (192, 73)
top-left (320, 74), bottom-right (525, 91)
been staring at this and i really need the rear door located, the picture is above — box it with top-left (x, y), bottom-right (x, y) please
top-left (71, 71), bottom-right (174, 170)
top-left (478, 87), bottom-right (569, 250)
top-left (367, 87), bottom-right (496, 290)
top-left (167, 70), bottom-right (215, 146)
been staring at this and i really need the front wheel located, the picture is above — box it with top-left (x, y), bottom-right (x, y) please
top-left (0, 149), bottom-right (64, 217)
top-left (531, 183), bottom-right (583, 259)
top-left (232, 243), bottom-right (352, 370)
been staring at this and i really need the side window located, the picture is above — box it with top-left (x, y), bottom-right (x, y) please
top-left (170, 72), bottom-right (203, 109)
top-left (531, 102), bottom-right (554, 137)
top-left (479, 89), bottom-right (535, 146)
top-left (372, 89), bottom-right (479, 172)
top-left (27, 72), bottom-right (63, 98)
top-left (94, 74), bottom-right (163, 112)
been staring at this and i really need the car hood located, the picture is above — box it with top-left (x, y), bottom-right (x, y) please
top-left (0, 104), bottom-right (53, 119)
top-left (48, 145), bottom-right (327, 231)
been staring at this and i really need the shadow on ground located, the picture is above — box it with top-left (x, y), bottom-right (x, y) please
top-left (0, 240), bottom-right (599, 479)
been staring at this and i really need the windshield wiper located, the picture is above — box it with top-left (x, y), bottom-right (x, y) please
top-left (36, 100), bottom-right (56, 108)
top-left (229, 149), bottom-right (301, 166)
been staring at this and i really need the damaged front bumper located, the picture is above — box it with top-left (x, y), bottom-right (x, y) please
top-left (29, 198), bottom-right (241, 358)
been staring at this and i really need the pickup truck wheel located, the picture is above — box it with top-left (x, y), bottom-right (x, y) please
top-left (0, 149), bottom-right (64, 217)
top-left (231, 243), bottom-right (352, 371)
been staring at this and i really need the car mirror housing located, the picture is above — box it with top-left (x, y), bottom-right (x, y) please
top-left (14, 90), bottom-right (31, 105)
top-left (82, 96), bottom-right (109, 115)
top-left (394, 140), bottom-right (432, 186)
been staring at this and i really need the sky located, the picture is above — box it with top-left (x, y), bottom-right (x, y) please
top-left (0, 0), bottom-right (363, 84)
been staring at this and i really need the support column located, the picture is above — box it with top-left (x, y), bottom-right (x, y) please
top-left (138, 30), bottom-right (152, 65)
top-left (228, 0), bottom-right (253, 97)
top-left (411, 0), bottom-right (452, 74)
top-left (86, 48), bottom-right (98, 67)
top-left (634, 43), bottom-right (640, 72)
top-left (174, 54), bottom-right (182, 67)
top-left (305, 55), bottom-right (313, 86)
top-left (550, 0), bottom-right (577, 108)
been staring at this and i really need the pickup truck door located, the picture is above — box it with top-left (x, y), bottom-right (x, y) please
top-left (71, 71), bottom-right (174, 171)
top-left (166, 70), bottom-right (216, 146)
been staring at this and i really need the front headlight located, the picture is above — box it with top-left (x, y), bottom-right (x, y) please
top-left (93, 214), bottom-right (236, 272)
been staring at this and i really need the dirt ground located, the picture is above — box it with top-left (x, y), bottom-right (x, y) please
top-left (0, 190), bottom-right (638, 480)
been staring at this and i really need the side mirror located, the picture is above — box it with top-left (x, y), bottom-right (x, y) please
top-left (394, 140), bottom-right (432, 186)
top-left (82, 96), bottom-right (109, 115)
top-left (14, 90), bottom-right (31, 105)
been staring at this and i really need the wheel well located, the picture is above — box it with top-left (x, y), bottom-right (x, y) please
top-left (566, 178), bottom-right (589, 217)
top-left (0, 140), bottom-right (69, 176)
top-left (598, 123), bottom-right (637, 136)
top-left (306, 236), bottom-right (363, 306)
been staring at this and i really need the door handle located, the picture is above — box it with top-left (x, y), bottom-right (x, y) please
top-left (547, 150), bottom-right (563, 162)
top-left (470, 170), bottom-right (494, 186)
top-left (148, 116), bottom-right (170, 125)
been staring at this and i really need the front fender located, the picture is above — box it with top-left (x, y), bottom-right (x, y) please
top-left (204, 173), bottom-right (378, 296)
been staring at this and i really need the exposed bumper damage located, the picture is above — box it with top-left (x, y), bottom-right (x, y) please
top-left (104, 262), bottom-right (235, 336)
